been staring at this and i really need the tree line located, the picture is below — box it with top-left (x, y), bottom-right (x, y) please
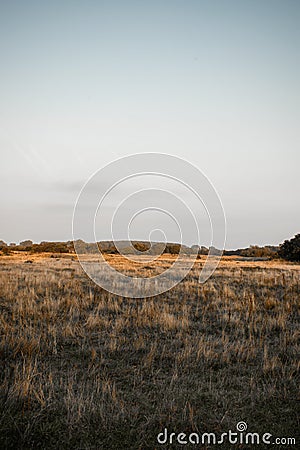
top-left (0, 234), bottom-right (299, 262)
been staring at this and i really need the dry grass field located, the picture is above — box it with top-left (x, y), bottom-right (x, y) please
top-left (0, 252), bottom-right (299, 449)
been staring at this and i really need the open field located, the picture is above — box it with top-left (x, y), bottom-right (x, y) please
top-left (0, 253), bottom-right (299, 449)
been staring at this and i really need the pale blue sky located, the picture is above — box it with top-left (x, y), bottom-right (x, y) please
top-left (0, 0), bottom-right (299, 248)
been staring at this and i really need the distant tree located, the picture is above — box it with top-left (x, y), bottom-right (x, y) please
top-left (191, 245), bottom-right (208, 255)
top-left (20, 240), bottom-right (33, 248)
top-left (164, 243), bottom-right (181, 254)
top-left (209, 246), bottom-right (222, 256)
top-left (279, 234), bottom-right (300, 262)
top-left (72, 239), bottom-right (90, 254)
top-left (132, 242), bottom-right (151, 253)
top-left (66, 241), bottom-right (76, 253)
top-left (224, 245), bottom-right (278, 258)
top-left (31, 242), bottom-right (70, 253)
top-left (98, 242), bottom-right (118, 254)
top-left (0, 240), bottom-right (7, 250)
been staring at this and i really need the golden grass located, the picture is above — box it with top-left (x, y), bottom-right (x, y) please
top-left (0, 252), bottom-right (299, 449)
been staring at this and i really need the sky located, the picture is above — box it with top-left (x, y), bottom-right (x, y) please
top-left (0, 0), bottom-right (299, 249)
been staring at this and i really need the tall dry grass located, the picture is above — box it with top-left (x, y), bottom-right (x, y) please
top-left (0, 253), bottom-right (299, 449)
